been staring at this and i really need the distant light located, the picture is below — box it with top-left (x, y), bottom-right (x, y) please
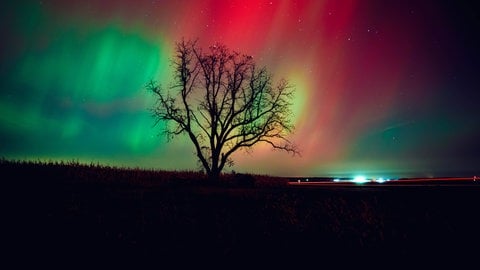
top-left (376, 177), bottom-right (386, 183)
top-left (333, 178), bottom-right (340, 182)
top-left (352, 176), bottom-right (368, 184)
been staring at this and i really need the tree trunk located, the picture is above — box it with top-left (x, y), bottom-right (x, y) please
top-left (208, 149), bottom-right (221, 182)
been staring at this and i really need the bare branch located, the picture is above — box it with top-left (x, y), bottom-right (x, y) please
top-left (147, 39), bottom-right (300, 180)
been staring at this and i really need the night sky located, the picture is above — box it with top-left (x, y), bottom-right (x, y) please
top-left (1, 0), bottom-right (479, 178)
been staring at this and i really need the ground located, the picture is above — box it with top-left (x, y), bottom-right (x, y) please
top-left (3, 160), bottom-right (480, 268)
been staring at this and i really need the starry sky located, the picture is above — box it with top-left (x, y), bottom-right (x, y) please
top-left (1, 0), bottom-right (479, 178)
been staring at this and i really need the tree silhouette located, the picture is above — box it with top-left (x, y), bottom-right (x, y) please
top-left (147, 39), bottom-right (299, 181)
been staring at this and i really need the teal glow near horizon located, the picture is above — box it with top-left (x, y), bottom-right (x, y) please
top-left (1, 0), bottom-right (479, 177)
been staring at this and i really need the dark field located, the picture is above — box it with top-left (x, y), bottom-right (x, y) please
top-left (3, 159), bottom-right (480, 268)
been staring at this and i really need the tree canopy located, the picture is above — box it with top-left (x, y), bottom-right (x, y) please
top-left (147, 39), bottom-right (299, 180)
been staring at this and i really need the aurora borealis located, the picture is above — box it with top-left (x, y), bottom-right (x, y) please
top-left (1, 0), bottom-right (479, 178)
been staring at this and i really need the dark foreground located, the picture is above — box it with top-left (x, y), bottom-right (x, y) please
top-left (3, 160), bottom-right (480, 268)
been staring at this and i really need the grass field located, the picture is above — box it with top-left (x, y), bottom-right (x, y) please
top-left (3, 159), bottom-right (480, 267)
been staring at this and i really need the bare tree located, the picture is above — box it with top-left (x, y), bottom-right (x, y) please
top-left (147, 39), bottom-right (299, 181)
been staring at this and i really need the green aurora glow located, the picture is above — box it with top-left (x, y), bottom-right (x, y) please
top-left (1, 0), bottom-right (479, 178)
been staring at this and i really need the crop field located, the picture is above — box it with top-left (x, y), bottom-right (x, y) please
top-left (3, 159), bottom-right (479, 267)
